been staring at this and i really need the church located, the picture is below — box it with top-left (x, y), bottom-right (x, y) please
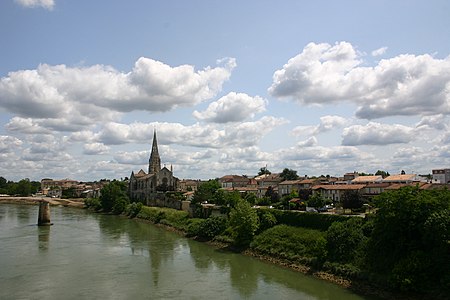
top-left (129, 131), bottom-right (179, 203)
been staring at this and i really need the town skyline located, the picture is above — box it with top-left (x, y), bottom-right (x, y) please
top-left (1, 0), bottom-right (450, 182)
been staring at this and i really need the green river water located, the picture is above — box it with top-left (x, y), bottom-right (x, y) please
top-left (0, 204), bottom-right (374, 299)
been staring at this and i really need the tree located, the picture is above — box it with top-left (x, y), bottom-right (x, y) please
top-left (16, 179), bottom-right (31, 196)
top-left (258, 167), bottom-right (271, 176)
top-left (375, 170), bottom-right (390, 178)
top-left (99, 180), bottom-right (129, 213)
top-left (229, 199), bottom-right (259, 247)
top-left (307, 193), bottom-right (326, 209)
top-left (191, 180), bottom-right (221, 205)
top-left (366, 187), bottom-right (450, 292)
top-left (280, 168), bottom-right (299, 181)
top-left (244, 192), bottom-right (257, 206)
top-left (342, 190), bottom-right (363, 212)
top-left (326, 218), bottom-right (366, 264)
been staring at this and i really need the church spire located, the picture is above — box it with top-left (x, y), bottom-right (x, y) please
top-left (148, 130), bottom-right (161, 174)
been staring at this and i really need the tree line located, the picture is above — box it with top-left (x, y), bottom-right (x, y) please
top-left (0, 177), bottom-right (41, 196)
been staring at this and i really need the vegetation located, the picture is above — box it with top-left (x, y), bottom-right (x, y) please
top-left (251, 225), bottom-right (327, 264)
top-left (229, 199), bottom-right (259, 246)
top-left (280, 168), bottom-right (299, 180)
top-left (257, 167), bottom-right (271, 176)
top-left (0, 177), bottom-right (41, 196)
top-left (99, 180), bottom-right (129, 214)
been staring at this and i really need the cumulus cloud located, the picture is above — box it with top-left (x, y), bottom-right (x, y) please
top-left (415, 115), bottom-right (449, 130)
top-left (193, 92), bottom-right (267, 123)
top-left (83, 143), bottom-right (110, 155)
top-left (342, 122), bottom-right (415, 146)
top-left (96, 116), bottom-right (287, 149)
top-left (371, 47), bottom-right (387, 57)
top-left (297, 136), bottom-right (318, 147)
top-left (15, 0), bottom-right (54, 10)
top-left (269, 42), bottom-right (450, 119)
top-left (0, 58), bottom-right (235, 132)
top-left (291, 115), bottom-right (349, 136)
top-left (0, 136), bottom-right (23, 153)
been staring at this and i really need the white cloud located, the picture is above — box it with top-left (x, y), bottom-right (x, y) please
top-left (15, 0), bottom-right (54, 10)
top-left (269, 42), bottom-right (450, 119)
top-left (0, 58), bottom-right (235, 132)
top-left (372, 47), bottom-right (387, 57)
top-left (342, 122), bottom-right (415, 146)
top-left (193, 92), bottom-right (267, 123)
top-left (291, 115), bottom-right (349, 136)
top-left (297, 136), bottom-right (318, 147)
top-left (0, 136), bottom-right (23, 153)
top-left (83, 143), bottom-right (110, 155)
top-left (415, 115), bottom-right (449, 130)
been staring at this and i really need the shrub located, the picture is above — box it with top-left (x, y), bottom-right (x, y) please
top-left (186, 218), bottom-right (205, 237)
top-left (197, 216), bottom-right (228, 240)
top-left (251, 224), bottom-right (327, 262)
top-left (112, 197), bottom-right (128, 215)
top-left (257, 210), bottom-right (277, 233)
top-left (126, 202), bottom-right (143, 218)
top-left (229, 200), bottom-right (259, 247)
top-left (84, 198), bottom-right (101, 211)
top-left (326, 217), bottom-right (366, 264)
top-left (137, 206), bottom-right (165, 223)
top-left (263, 208), bottom-right (349, 231)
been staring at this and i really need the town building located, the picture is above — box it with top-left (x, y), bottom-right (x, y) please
top-left (128, 131), bottom-right (179, 203)
top-left (432, 168), bottom-right (450, 184)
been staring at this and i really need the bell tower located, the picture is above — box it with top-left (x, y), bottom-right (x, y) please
top-left (148, 130), bottom-right (161, 174)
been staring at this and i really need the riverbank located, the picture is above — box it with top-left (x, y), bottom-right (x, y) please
top-left (0, 196), bottom-right (85, 208)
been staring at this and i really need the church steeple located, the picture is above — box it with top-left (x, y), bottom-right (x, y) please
top-left (148, 130), bottom-right (161, 174)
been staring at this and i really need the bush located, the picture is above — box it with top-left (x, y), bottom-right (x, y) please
top-left (257, 210), bottom-right (277, 233)
top-left (126, 202), bottom-right (143, 218)
top-left (186, 218), bottom-right (205, 237)
top-left (84, 198), bottom-right (101, 211)
top-left (251, 224), bottom-right (327, 262)
top-left (229, 200), bottom-right (259, 247)
top-left (137, 206), bottom-right (165, 223)
top-left (326, 218), bottom-right (366, 264)
top-left (263, 208), bottom-right (349, 231)
top-left (197, 216), bottom-right (228, 240)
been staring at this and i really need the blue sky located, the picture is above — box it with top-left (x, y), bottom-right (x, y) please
top-left (1, 0), bottom-right (449, 182)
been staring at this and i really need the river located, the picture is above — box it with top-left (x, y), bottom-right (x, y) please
top-left (0, 204), bottom-right (373, 299)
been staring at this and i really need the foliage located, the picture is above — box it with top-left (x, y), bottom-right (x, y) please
top-left (137, 206), bottom-right (190, 230)
top-left (0, 177), bottom-right (40, 196)
top-left (280, 168), bottom-right (299, 180)
top-left (186, 218), bottom-right (205, 237)
top-left (342, 190), bottom-right (364, 212)
top-left (251, 225), bottom-right (327, 262)
top-left (229, 199), bottom-right (259, 246)
top-left (257, 209), bottom-right (277, 233)
top-left (366, 187), bottom-right (450, 292)
top-left (265, 208), bottom-right (349, 231)
top-left (197, 216), bottom-right (228, 240)
top-left (61, 187), bottom-right (77, 199)
top-left (322, 262), bottom-right (362, 279)
top-left (99, 180), bottom-right (129, 214)
top-left (84, 198), bottom-right (101, 211)
top-left (191, 180), bottom-right (221, 205)
top-left (125, 202), bottom-right (143, 218)
top-left (375, 170), bottom-right (390, 178)
top-left (258, 167), bottom-right (271, 176)
top-left (307, 193), bottom-right (327, 209)
top-left (244, 192), bottom-right (257, 205)
top-left (326, 218), bottom-right (367, 264)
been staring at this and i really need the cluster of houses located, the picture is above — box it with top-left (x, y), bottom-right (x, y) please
top-left (40, 178), bottom-right (109, 198)
top-left (180, 168), bottom-right (450, 204)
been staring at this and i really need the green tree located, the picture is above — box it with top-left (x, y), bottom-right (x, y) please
top-left (192, 180), bottom-right (221, 204)
top-left (366, 187), bottom-right (450, 292)
top-left (307, 193), bottom-right (326, 209)
top-left (375, 170), bottom-right (390, 178)
top-left (326, 218), bottom-right (366, 264)
top-left (244, 192), bottom-right (258, 206)
top-left (229, 199), bottom-right (259, 247)
top-left (342, 190), bottom-right (363, 212)
top-left (16, 178), bottom-right (31, 196)
top-left (280, 168), bottom-right (299, 181)
top-left (99, 180), bottom-right (129, 213)
top-left (258, 167), bottom-right (271, 176)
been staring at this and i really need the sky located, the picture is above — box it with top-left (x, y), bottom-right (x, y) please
top-left (0, 0), bottom-right (450, 182)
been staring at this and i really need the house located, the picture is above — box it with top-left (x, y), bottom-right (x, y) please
top-left (363, 182), bottom-right (390, 196)
top-left (219, 175), bottom-right (250, 188)
top-left (351, 175), bottom-right (383, 184)
top-left (382, 174), bottom-right (423, 184)
top-left (179, 179), bottom-right (201, 192)
top-left (255, 173), bottom-right (283, 198)
top-left (432, 169), bottom-right (450, 183)
top-left (312, 184), bottom-right (366, 203)
top-left (278, 179), bottom-right (303, 196)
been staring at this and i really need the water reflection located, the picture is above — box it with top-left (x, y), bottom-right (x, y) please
top-left (38, 226), bottom-right (50, 251)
